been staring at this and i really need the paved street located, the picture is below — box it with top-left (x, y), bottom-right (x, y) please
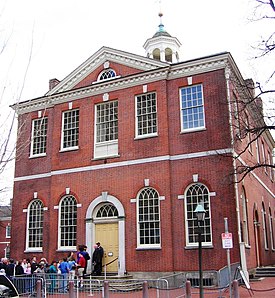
top-left (191, 276), bottom-right (275, 298)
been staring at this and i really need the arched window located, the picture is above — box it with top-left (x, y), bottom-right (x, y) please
top-left (96, 203), bottom-right (118, 218)
top-left (27, 200), bottom-right (44, 249)
top-left (137, 187), bottom-right (160, 247)
top-left (184, 183), bottom-right (212, 246)
top-left (262, 202), bottom-right (269, 249)
top-left (165, 48), bottom-right (172, 62)
top-left (97, 69), bottom-right (116, 81)
top-left (269, 208), bottom-right (275, 250)
top-left (241, 187), bottom-right (250, 246)
top-left (59, 195), bottom-right (77, 249)
top-left (152, 48), bottom-right (161, 61)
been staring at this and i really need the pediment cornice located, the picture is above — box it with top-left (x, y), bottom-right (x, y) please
top-left (12, 52), bottom-right (238, 115)
top-left (46, 46), bottom-right (168, 96)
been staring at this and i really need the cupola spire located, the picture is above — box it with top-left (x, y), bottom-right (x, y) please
top-left (143, 11), bottom-right (181, 63)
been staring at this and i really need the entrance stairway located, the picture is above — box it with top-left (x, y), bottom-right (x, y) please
top-left (83, 274), bottom-right (145, 293)
top-left (254, 266), bottom-right (275, 278)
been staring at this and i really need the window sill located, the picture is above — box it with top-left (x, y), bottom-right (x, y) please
top-left (56, 248), bottom-right (77, 252)
top-left (185, 244), bottom-right (213, 249)
top-left (134, 133), bottom-right (158, 140)
top-left (29, 153), bottom-right (47, 159)
top-left (24, 248), bottom-right (43, 253)
top-left (180, 127), bottom-right (206, 134)
top-left (93, 154), bottom-right (120, 161)
top-left (59, 146), bottom-right (79, 153)
top-left (136, 246), bottom-right (161, 251)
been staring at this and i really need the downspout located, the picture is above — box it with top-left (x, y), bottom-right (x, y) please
top-left (165, 65), bottom-right (176, 273)
top-left (225, 66), bottom-right (249, 281)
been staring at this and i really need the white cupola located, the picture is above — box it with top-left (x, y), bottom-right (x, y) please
top-left (143, 12), bottom-right (181, 63)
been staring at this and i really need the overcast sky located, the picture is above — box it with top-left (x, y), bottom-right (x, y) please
top-left (0, 0), bottom-right (273, 203)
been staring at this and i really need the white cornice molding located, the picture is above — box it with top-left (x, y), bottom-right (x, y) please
top-left (14, 148), bottom-right (233, 182)
top-left (12, 52), bottom-right (237, 115)
top-left (143, 35), bottom-right (182, 48)
top-left (168, 53), bottom-right (230, 80)
top-left (46, 47), bottom-right (168, 96)
top-left (13, 68), bottom-right (170, 114)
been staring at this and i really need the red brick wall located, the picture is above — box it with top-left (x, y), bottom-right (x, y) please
top-left (11, 67), bottom-right (275, 274)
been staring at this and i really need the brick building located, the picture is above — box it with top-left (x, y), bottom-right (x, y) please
top-left (10, 16), bottom-right (275, 281)
top-left (0, 205), bottom-right (11, 259)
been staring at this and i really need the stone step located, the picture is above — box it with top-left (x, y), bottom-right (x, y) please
top-left (255, 267), bottom-right (275, 278)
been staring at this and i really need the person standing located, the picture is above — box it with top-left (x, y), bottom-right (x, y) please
top-left (82, 246), bottom-right (90, 275)
top-left (48, 261), bottom-right (58, 293)
top-left (92, 242), bottom-right (104, 276)
top-left (76, 253), bottom-right (86, 288)
top-left (6, 259), bottom-right (15, 279)
top-left (59, 258), bottom-right (69, 292)
top-left (77, 245), bottom-right (90, 275)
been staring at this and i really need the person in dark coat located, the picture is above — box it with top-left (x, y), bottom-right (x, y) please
top-left (6, 259), bottom-right (15, 278)
top-left (92, 242), bottom-right (104, 276)
top-left (15, 261), bottom-right (24, 275)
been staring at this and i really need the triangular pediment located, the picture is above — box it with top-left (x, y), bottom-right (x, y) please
top-left (46, 46), bottom-right (168, 95)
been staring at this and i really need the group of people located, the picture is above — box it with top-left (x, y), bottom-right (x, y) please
top-left (0, 242), bottom-right (104, 279)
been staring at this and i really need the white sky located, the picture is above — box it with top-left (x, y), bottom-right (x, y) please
top-left (0, 0), bottom-right (273, 203)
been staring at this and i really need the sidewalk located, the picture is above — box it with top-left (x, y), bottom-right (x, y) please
top-left (192, 276), bottom-right (275, 297)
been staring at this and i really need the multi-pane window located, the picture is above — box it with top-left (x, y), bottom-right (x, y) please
top-left (96, 203), bottom-right (118, 218)
top-left (98, 69), bottom-right (116, 81)
top-left (269, 208), bottom-right (275, 250)
top-left (59, 195), bottom-right (77, 248)
top-left (137, 187), bottom-right (160, 247)
top-left (233, 93), bottom-right (240, 138)
top-left (244, 113), bottom-right (252, 152)
top-left (136, 92), bottom-right (157, 137)
top-left (180, 84), bottom-right (205, 131)
top-left (6, 224), bottom-right (11, 238)
top-left (185, 183), bottom-right (212, 246)
top-left (5, 245), bottom-right (10, 259)
top-left (27, 200), bottom-right (44, 249)
top-left (96, 101), bottom-right (118, 143)
top-left (31, 118), bottom-right (48, 156)
top-left (241, 187), bottom-right (250, 246)
top-left (61, 109), bottom-right (79, 150)
top-left (262, 203), bottom-right (269, 249)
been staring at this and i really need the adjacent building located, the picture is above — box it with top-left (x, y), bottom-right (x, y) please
top-left (10, 15), bottom-right (275, 282)
top-left (0, 205), bottom-right (11, 259)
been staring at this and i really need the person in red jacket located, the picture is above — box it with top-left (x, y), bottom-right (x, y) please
top-left (77, 253), bottom-right (86, 287)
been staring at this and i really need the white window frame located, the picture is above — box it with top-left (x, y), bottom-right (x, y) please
top-left (241, 188), bottom-right (250, 246)
top-left (137, 187), bottom-right (161, 249)
top-left (5, 224), bottom-right (11, 238)
top-left (61, 109), bottom-right (79, 151)
top-left (135, 92), bottom-right (158, 139)
top-left (97, 68), bottom-right (117, 82)
top-left (4, 245), bottom-right (10, 259)
top-left (256, 138), bottom-right (260, 164)
top-left (25, 200), bottom-right (44, 252)
top-left (269, 208), bottom-right (275, 250)
top-left (262, 203), bottom-right (269, 250)
top-left (94, 101), bottom-right (118, 159)
top-left (179, 84), bottom-right (205, 133)
top-left (58, 195), bottom-right (77, 250)
top-left (244, 113), bottom-right (252, 153)
top-left (261, 142), bottom-right (267, 174)
top-left (184, 183), bottom-right (212, 247)
top-left (30, 117), bottom-right (48, 157)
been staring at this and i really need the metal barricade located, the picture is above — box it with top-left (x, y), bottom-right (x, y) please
top-left (11, 273), bottom-right (102, 297)
top-left (12, 274), bottom-right (43, 296)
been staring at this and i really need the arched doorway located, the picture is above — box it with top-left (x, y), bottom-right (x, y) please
top-left (253, 209), bottom-right (262, 267)
top-left (86, 192), bottom-right (125, 276)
